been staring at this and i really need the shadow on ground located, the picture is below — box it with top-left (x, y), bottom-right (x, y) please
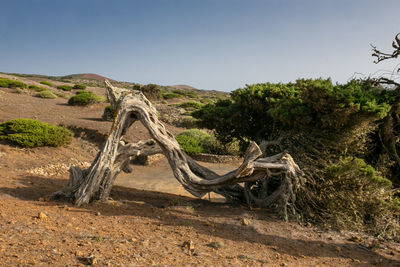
top-left (0, 175), bottom-right (398, 266)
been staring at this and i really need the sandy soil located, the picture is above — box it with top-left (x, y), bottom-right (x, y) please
top-left (0, 85), bottom-right (400, 266)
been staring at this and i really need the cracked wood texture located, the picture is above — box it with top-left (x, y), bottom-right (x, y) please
top-left (54, 80), bottom-right (304, 220)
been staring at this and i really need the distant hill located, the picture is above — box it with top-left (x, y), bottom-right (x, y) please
top-left (168, 84), bottom-right (198, 91)
top-left (61, 73), bottom-right (116, 82)
top-left (0, 72), bottom-right (228, 97)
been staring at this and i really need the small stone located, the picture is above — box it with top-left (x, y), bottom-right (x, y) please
top-left (348, 235), bottom-right (362, 243)
top-left (75, 251), bottom-right (84, 257)
top-left (95, 212), bottom-right (101, 216)
top-left (38, 212), bottom-right (47, 220)
top-left (130, 238), bottom-right (137, 242)
top-left (241, 218), bottom-right (250, 226)
top-left (88, 256), bottom-right (97, 266)
top-left (142, 239), bottom-right (149, 247)
top-left (205, 220), bottom-right (215, 228)
top-left (183, 240), bottom-right (194, 250)
top-left (335, 247), bottom-right (342, 253)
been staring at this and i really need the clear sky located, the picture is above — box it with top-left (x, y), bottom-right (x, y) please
top-left (1, 0), bottom-right (399, 91)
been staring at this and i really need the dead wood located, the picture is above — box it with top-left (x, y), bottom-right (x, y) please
top-left (54, 80), bottom-right (304, 220)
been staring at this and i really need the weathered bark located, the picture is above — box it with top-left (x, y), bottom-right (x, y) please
top-left (54, 80), bottom-right (304, 219)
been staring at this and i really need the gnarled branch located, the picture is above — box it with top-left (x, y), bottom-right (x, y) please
top-left (54, 81), bottom-right (304, 220)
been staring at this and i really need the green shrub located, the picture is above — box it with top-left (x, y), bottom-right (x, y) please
top-left (28, 85), bottom-right (47, 92)
top-left (175, 129), bottom-right (210, 155)
top-left (73, 84), bottom-right (87, 90)
top-left (57, 85), bottom-right (73, 91)
top-left (139, 84), bottom-right (162, 100)
top-left (162, 93), bottom-right (182, 100)
top-left (199, 98), bottom-right (213, 104)
top-left (75, 90), bottom-right (88, 94)
top-left (0, 119), bottom-right (73, 147)
top-left (202, 135), bottom-right (241, 156)
top-left (40, 81), bottom-right (53, 87)
top-left (54, 91), bottom-right (70, 99)
top-left (175, 129), bottom-right (239, 156)
top-left (193, 79), bottom-right (394, 146)
top-left (179, 116), bottom-right (199, 129)
top-left (35, 91), bottom-right (57, 99)
top-left (178, 101), bottom-right (203, 111)
top-left (67, 91), bottom-right (105, 106)
top-left (102, 105), bottom-right (115, 121)
top-left (172, 89), bottom-right (198, 99)
top-left (315, 157), bottom-right (399, 238)
top-left (0, 78), bottom-right (27, 89)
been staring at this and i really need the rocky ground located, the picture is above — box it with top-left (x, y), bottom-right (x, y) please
top-left (0, 76), bottom-right (400, 266)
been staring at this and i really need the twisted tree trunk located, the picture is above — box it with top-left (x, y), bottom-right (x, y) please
top-left (54, 80), bottom-right (304, 220)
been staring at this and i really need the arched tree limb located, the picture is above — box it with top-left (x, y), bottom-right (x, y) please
top-left (54, 81), bottom-right (304, 220)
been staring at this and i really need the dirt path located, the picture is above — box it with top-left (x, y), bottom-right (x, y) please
top-left (116, 157), bottom-right (240, 200)
top-left (0, 87), bottom-right (400, 266)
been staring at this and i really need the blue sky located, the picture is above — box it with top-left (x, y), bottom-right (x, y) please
top-left (0, 0), bottom-right (399, 91)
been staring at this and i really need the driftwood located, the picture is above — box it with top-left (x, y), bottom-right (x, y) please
top-left (54, 80), bottom-right (304, 220)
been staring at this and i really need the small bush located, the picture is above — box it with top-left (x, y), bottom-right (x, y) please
top-left (28, 85), bottom-right (47, 92)
top-left (57, 85), bottom-right (73, 91)
top-left (163, 93), bottom-right (182, 100)
top-left (54, 91), bottom-right (70, 99)
top-left (176, 129), bottom-right (240, 155)
top-left (172, 89), bottom-right (198, 99)
top-left (178, 101), bottom-right (203, 111)
top-left (73, 84), bottom-right (87, 90)
top-left (139, 84), bottom-right (162, 100)
top-left (0, 119), bottom-right (73, 147)
top-left (315, 157), bottom-right (399, 238)
top-left (75, 90), bottom-right (88, 95)
top-left (40, 81), bottom-right (53, 87)
top-left (202, 135), bottom-right (241, 156)
top-left (102, 105), bottom-right (115, 121)
top-left (175, 129), bottom-right (210, 155)
top-left (68, 91), bottom-right (105, 106)
top-left (199, 98), bottom-right (213, 104)
top-left (0, 78), bottom-right (27, 89)
top-left (179, 116), bottom-right (199, 129)
top-left (12, 88), bottom-right (25, 94)
top-left (36, 91), bottom-right (57, 99)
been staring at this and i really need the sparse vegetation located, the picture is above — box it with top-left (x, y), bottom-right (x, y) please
top-left (133, 84), bottom-right (162, 100)
top-left (162, 92), bottom-right (182, 100)
top-left (314, 157), bottom-right (399, 238)
top-left (0, 118), bottom-right (73, 147)
top-left (177, 101), bottom-right (203, 111)
top-left (28, 85), bottom-right (47, 92)
top-left (39, 81), bottom-right (53, 87)
top-left (54, 91), bottom-right (70, 99)
top-left (178, 116), bottom-right (198, 129)
top-left (176, 129), bottom-right (240, 156)
top-left (102, 105), bottom-right (115, 121)
top-left (75, 90), bottom-right (88, 94)
top-left (57, 85), bottom-right (73, 91)
top-left (175, 129), bottom-right (210, 155)
top-left (172, 89), bottom-right (198, 99)
top-left (35, 91), bottom-right (57, 99)
top-left (0, 78), bottom-right (27, 89)
top-left (73, 84), bottom-right (87, 90)
top-left (67, 91), bottom-right (105, 106)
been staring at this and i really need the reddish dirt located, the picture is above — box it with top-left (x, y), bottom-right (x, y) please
top-left (0, 85), bottom-right (400, 266)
